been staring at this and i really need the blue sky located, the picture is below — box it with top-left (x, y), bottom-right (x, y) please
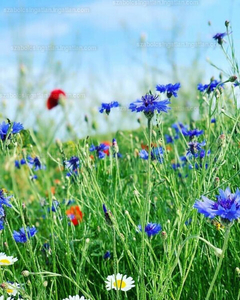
top-left (0, 0), bottom-right (239, 137)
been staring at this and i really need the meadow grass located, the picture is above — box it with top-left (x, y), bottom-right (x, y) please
top-left (0, 23), bottom-right (240, 300)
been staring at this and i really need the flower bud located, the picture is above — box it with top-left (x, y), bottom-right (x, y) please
top-left (214, 248), bottom-right (223, 257)
top-left (22, 270), bottom-right (30, 277)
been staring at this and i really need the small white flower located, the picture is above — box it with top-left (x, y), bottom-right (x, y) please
top-left (0, 253), bottom-right (18, 266)
top-left (105, 273), bottom-right (135, 291)
top-left (62, 296), bottom-right (90, 300)
top-left (4, 282), bottom-right (20, 296)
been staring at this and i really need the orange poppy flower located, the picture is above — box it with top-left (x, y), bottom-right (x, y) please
top-left (66, 205), bottom-right (83, 226)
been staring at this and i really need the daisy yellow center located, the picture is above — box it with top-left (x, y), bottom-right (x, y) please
top-left (0, 258), bottom-right (11, 264)
top-left (113, 279), bottom-right (126, 289)
top-left (6, 288), bottom-right (14, 293)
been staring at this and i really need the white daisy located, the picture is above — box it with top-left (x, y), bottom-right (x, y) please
top-left (0, 296), bottom-right (19, 300)
top-left (62, 296), bottom-right (90, 300)
top-left (0, 253), bottom-right (18, 266)
top-left (4, 282), bottom-right (20, 296)
top-left (105, 273), bottom-right (135, 291)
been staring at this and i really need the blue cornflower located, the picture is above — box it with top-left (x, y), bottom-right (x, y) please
top-left (138, 223), bottom-right (162, 237)
top-left (165, 134), bottom-right (174, 144)
top-left (30, 175), bottom-right (38, 180)
top-left (27, 156), bottom-right (45, 171)
top-left (194, 187), bottom-right (240, 221)
top-left (103, 251), bottom-right (111, 259)
top-left (103, 204), bottom-right (112, 225)
top-left (99, 101), bottom-right (120, 115)
top-left (15, 158), bottom-right (26, 169)
top-left (90, 143), bottom-right (109, 159)
top-left (12, 122), bottom-right (24, 134)
top-left (65, 156), bottom-right (80, 171)
top-left (187, 141), bottom-right (206, 157)
top-left (172, 123), bottom-right (188, 136)
top-left (0, 190), bottom-right (12, 208)
top-left (213, 32), bottom-right (228, 45)
top-left (0, 220), bottom-right (4, 230)
top-left (0, 206), bottom-right (5, 218)
top-left (156, 83), bottom-right (181, 98)
top-left (184, 129), bottom-right (204, 139)
top-left (211, 118), bottom-right (216, 123)
top-left (139, 147), bottom-right (164, 163)
top-left (172, 163), bottom-right (181, 170)
top-left (49, 200), bottom-right (59, 212)
top-left (129, 93), bottom-right (170, 118)
top-left (197, 80), bottom-right (224, 94)
top-left (0, 121), bottom-right (24, 141)
top-left (13, 226), bottom-right (37, 243)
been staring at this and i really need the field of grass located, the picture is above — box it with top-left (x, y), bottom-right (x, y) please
top-left (0, 23), bottom-right (240, 300)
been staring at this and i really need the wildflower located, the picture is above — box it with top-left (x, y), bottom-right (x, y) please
top-left (101, 141), bottom-right (111, 156)
top-left (0, 220), bottom-right (4, 230)
top-left (13, 226), bottom-right (37, 243)
top-left (197, 80), bottom-right (224, 94)
top-left (0, 190), bottom-right (12, 208)
top-left (66, 205), bottom-right (83, 225)
top-left (105, 273), bottom-right (135, 291)
top-left (193, 187), bottom-right (240, 221)
top-left (103, 251), bottom-right (111, 259)
top-left (99, 101), bottom-right (120, 115)
top-left (184, 129), bottom-right (204, 139)
top-left (49, 200), bottom-right (59, 212)
top-left (138, 223), bottom-right (162, 237)
top-left (103, 204), bottom-right (112, 225)
top-left (0, 121), bottom-right (24, 141)
top-left (27, 156), bottom-right (45, 171)
top-left (65, 156), bottom-right (80, 171)
top-left (89, 143), bottom-right (109, 159)
top-left (139, 147), bottom-right (164, 163)
top-left (187, 141), bottom-right (206, 156)
top-left (211, 118), bottom-right (216, 123)
top-left (156, 83), bottom-right (181, 98)
top-left (1, 282), bottom-right (21, 296)
top-left (15, 158), bottom-right (26, 169)
top-left (47, 89), bottom-right (66, 110)
top-left (0, 253), bottom-right (18, 266)
top-left (129, 93), bottom-right (170, 119)
top-left (62, 296), bottom-right (90, 300)
top-left (30, 175), bottom-right (38, 180)
top-left (165, 134), bottom-right (174, 144)
top-left (213, 32), bottom-right (228, 45)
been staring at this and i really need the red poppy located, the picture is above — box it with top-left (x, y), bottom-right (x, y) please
top-left (47, 89), bottom-right (66, 110)
top-left (102, 141), bottom-right (111, 156)
top-left (66, 205), bottom-right (83, 226)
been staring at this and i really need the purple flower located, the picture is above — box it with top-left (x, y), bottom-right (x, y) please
top-left (13, 226), bottom-right (37, 243)
top-left (156, 83), bottom-right (181, 98)
top-left (194, 187), bottom-right (240, 221)
top-left (99, 101), bottom-right (120, 115)
top-left (138, 223), bottom-right (162, 237)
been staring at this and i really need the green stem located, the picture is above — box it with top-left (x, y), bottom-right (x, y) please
top-left (140, 116), bottom-right (152, 300)
top-left (205, 225), bottom-right (231, 300)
